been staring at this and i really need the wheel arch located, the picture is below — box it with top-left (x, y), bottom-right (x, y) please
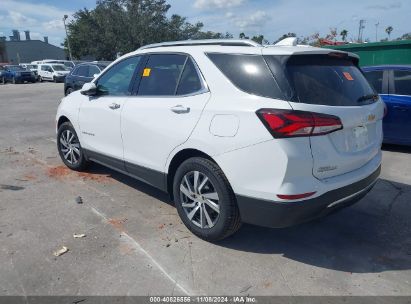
top-left (167, 148), bottom-right (216, 200)
top-left (57, 115), bottom-right (70, 130)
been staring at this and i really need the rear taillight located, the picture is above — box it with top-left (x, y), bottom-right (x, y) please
top-left (257, 109), bottom-right (343, 138)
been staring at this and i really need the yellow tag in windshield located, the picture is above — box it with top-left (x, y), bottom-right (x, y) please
top-left (143, 68), bottom-right (151, 77)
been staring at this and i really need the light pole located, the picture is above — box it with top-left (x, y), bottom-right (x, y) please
top-left (63, 15), bottom-right (73, 61)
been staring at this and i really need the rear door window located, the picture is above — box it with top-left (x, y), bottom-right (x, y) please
top-left (138, 54), bottom-right (186, 96)
top-left (207, 53), bottom-right (284, 99)
top-left (393, 70), bottom-right (411, 96)
top-left (363, 70), bottom-right (384, 94)
top-left (264, 55), bottom-right (377, 106)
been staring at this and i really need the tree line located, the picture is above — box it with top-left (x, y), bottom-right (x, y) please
top-left (64, 0), bottom-right (410, 60)
top-left (65, 0), bottom-right (232, 60)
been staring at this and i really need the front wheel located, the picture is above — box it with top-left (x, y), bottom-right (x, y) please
top-left (12, 77), bottom-right (16, 84)
top-left (1, 77), bottom-right (4, 84)
top-left (57, 122), bottom-right (89, 171)
top-left (173, 157), bottom-right (241, 241)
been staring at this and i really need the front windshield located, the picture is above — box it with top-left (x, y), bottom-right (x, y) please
top-left (7, 66), bottom-right (26, 71)
top-left (52, 65), bottom-right (67, 71)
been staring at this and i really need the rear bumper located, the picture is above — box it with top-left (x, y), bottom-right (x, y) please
top-left (236, 165), bottom-right (380, 228)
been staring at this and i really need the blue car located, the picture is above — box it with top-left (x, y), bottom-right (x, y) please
top-left (362, 65), bottom-right (411, 146)
top-left (3, 65), bottom-right (36, 84)
top-left (0, 65), bottom-right (12, 84)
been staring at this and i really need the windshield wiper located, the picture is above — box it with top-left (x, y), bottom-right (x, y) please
top-left (357, 94), bottom-right (379, 103)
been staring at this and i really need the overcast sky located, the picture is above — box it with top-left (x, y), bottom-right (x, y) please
top-left (0, 0), bottom-right (409, 46)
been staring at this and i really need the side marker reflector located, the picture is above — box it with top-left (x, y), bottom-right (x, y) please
top-left (277, 192), bottom-right (316, 200)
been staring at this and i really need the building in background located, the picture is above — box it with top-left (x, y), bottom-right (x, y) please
top-left (0, 30), bottom-right (66, 64)
top-left (325, 40), bottom-right (411, 66)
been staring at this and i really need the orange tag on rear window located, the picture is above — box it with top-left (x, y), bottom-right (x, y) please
top-left (143, 68), bottom-right (151, 77)
top-left (343, 72), bottom-right (354, 81)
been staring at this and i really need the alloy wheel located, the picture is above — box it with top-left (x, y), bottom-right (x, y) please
top-left (179, 171), bottom-right (220, 229)
top-left (59, 129), bottom-right (81, 165)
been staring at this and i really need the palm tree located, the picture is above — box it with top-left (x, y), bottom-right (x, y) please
top-left (385, 26), bottom-right (393, 40)
top-left (340, 29), bottom-right (348, 41)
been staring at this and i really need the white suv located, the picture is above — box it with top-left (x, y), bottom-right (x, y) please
top-left (56, 39), bottom-right (384, 241)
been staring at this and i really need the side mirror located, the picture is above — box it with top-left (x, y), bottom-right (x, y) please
top-left (80, 82), bottom-right (97, 96)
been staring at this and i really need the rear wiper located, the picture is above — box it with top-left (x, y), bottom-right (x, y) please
top-left (357, 94), bottom-right (379, 103)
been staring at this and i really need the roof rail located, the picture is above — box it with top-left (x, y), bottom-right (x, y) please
top-left (138, 39), bottom-right (261, 50)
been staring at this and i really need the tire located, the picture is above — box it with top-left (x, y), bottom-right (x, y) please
top-left (1, 77), bottom-right (4, 84)
top-left (40, 76), bottom-right (43, 82)
top-left (173, 157), bottom-right (242, 241)
top-left (53, 76), bottom-right (58, 83)
top-left (12, 77), bottom-right (16, 84)
top-left (65, 87), bottom-right (74, 96)
top-left (57, 122), bottom-right (89, 171)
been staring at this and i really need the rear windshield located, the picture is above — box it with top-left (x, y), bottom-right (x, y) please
top-left (207, 53), bottom-right (376, 106)
top-left (264, 55), bottom-right (377, 106)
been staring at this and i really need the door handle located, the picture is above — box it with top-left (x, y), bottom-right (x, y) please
top-left (171, 105), bottom-right (190, 114)
top-left (109, 103), bottom-right (121, 110)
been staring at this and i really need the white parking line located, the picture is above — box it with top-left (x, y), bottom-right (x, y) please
top-left (89, 206), bottom-right (190, 296)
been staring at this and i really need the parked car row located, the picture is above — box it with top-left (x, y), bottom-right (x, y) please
top-left (0, 60), bottom-right (111, 85)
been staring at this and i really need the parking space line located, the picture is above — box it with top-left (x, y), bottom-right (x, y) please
top-left (89, 206), bottom-right (190, 296)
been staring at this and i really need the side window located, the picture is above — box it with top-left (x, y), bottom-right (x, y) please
top-left (176, 58), bottom-right (203, 95)
top-left (138, 54), bottom-right (186, 96)
top-left (71, 66), bottom-right (80, 75)
top-left (207, 53), bottom-right (284, 100)
top-left (76, 65), bottom-right (89, 77)
top-left (88, 65), bottom-right (100, 78)
top-left (363, 70), bottom-right (383, 94)
top-left (393, 70), bottom-right (411, 96)
top-left (96, 56), bottom-right (141, 96)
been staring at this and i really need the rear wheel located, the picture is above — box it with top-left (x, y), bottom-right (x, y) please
top-left (1, 77), bottom-right (4, 84)
top-left (173, 157), bottom-right (241, 241)
top-left (57, 122), bottom-right (89, 171)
